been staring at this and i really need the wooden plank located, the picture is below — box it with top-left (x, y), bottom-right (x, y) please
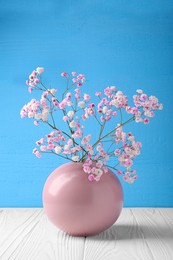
top-left (0, 209), bottom-right (85, 260)
top-left (83, 208), bottom-right (173, 260)
top-left (132, 208), bottom-right (173, 260)
top-left (0, 208), bottom-right (172, 260)
top-left (83, 208), bottom-right (153, 260)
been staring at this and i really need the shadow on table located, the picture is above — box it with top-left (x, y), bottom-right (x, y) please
top-left (87, 224), bottom-right (173, 241)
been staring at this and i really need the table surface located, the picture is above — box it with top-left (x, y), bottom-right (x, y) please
top-left (0, 208), bottom-right (172, 260)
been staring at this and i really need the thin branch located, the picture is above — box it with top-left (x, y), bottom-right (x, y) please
top-left (41, 151), bottom-right (74, 162)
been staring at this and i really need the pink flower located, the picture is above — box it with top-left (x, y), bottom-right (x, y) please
top-left (112, 111), bottom-right (117, 116)
top-left (84, 94), bottom-right (90, 101)
top-left (83, 165), bottom-right (91, 173)
top-left (77, 82), bottom-right (82, 87)
top-left (105, 115), bottom-right (111, 121)
top-left (63, 116), bottom-right (68, 122)
top-left (117, 170), bottom-right (123, 175)
top-left (34, 78), bottom-right (39, 84)
top-left (59, 102), bottom-right (66, 109)
top-left (75, 93), bottom-right (80, 100)
top-left (114, 149), bottom-right (121, 156)
top-left (140, 94), bottom-right (148, 101)
top-left (104, 87), bottom-right (112, 97)
top-left (33, 148), bottom-right (41, 158)
top-left (72, 78), bottom-right (78, 83)
top-left (61, 72), bottom-right (68, 77)
top-left (28, 87), bottom-right (33, 93)
top-left (100, 116), bottom-right (105, 122)
top-left (47, 144), bottom-right (55, 150)
top-left (86, 144), bottom-right (93, 154)
top-left (75, 88), bottom-right (81, 93)
top-left (81, 134), bottom-right (91, 145)
top-left (34, 121), bottom-right (39, 126)
top-left (88, 103), bottom-right (95, 108)
top-left (94, 176), bottom-right (101, 182)
top-left (72, 129), bottom-right (83, 138)
top-left (35, 151), bottom-right (41, 158)
top-left (67, 139), bottom-right (73, 145)
top-left (77, 74), bottom-right (85, 82)
top-left (36, 138), bottom-right (44, 145)
top-left (81, 114), bottom-right (87, 120)
top-left (40, 145), bottom-right (47, 152)
top-left (88, 174), bottom-right (95, 182)
top-left (95, 92), bottom-right (102, 96)
top-left (144, 118), bottom-right (150, 124)
top-left (130, 107), bottom-right (139, 115)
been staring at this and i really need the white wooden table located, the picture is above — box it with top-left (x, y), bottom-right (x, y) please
top-left (0, 208), bottom-right (172, 260)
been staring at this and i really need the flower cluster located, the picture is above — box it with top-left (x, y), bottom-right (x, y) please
top-left (21, 68), bottom-right (163, 183)
top-left (126, 90), bottom-right (163, 124)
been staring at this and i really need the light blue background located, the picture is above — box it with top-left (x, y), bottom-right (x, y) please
top-left (0, 0), bottom-right (172, 207)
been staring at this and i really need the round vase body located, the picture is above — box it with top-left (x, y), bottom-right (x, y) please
top-left (42, 162), bottom-right (123, 236)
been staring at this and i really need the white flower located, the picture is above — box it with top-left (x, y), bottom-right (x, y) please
top-left (159, 104), bottom-right (163, 110)
top-left (49, 88), bottom-right (57, 95)
top-left (64, 145), bottom-right (70, 151)
top-left (102, 106), bottom-right (108, 114)
top-left (54, 146), bottom-right (62, 154)
top-left (36, 67), bottom-right (44, 74)
top-left (69, 120), bottom-right (77, 128)
top-left (95, 168), bottom-right (103, 176)
top-left (34, 113), bottom-right (42, 120)
top-left (136, 89), bottom-right (143, 94)
top-left (88, 149), bottom-right (94, 155)
top-left (72, 155), bottom-right (79, 162)
top-left (31, 103), bottom-right (39, 110)
top-left (96, 145), bottom-right (102, 152)
top-left (67, 110), bottom-right (74, 118)
top-left (78, 101), bottom-right (85, 108)
top-left (110, 86), bottom-right (116, 91)
top-left (116, 91), bottom-right (123, 96)
top-left (42, 109), bottom-right (49, 121)
top-left (110, 99), bottom-right (118, 106)
top-left (28, 112), bottom-right (34, 118)
top-left (67, 101), bottom-right (73, 106)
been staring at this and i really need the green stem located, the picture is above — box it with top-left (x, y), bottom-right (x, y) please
top-left (119, 108), bottom-right (123, 124)
top-left (41, 151), bottom-right (74, 162)
top-left (99, 121), bottom-right (106, 139)
top-left (105, 164), bottom-right (118, 171)
top-left (62, 82), bottom-right (76, 99)
top-left (94, 114), bottom-right (102, 126)
top-left (107, 142), bottom-right (114, 153)
top-left (93, 115), bottom-right (135, 148)
top-left (80, 115), bottom-right (135, 161)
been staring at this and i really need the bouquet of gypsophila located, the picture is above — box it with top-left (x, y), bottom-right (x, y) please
top-left (20, 68), bottom-right (163, 183)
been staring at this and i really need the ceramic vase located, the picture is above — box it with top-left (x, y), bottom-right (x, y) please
top-left (42, 162), bottom-right (123, 236)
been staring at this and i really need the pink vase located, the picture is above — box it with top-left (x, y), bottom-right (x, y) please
top-left (42, 162), bottom-right (123, 236)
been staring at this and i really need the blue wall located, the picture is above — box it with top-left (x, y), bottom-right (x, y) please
top-left (0, 0), bottom-right (172, 207)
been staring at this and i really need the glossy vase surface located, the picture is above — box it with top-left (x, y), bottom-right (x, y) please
top-left (42, 162), bottom-right (123, 236)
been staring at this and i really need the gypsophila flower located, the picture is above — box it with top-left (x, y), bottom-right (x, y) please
top-left (21, 68), bottom-right (163, 183)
